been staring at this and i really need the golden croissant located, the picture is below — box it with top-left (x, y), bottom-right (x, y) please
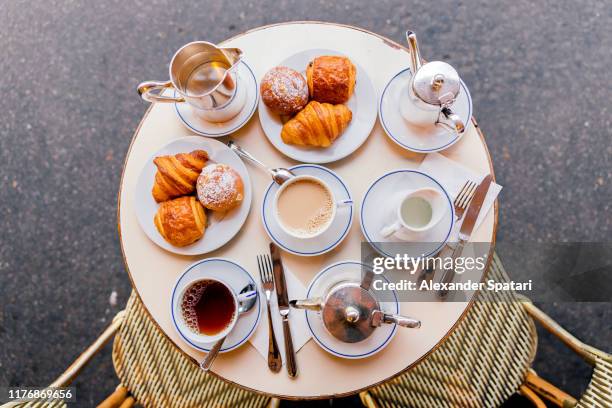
top-left (154, 196), bottom-right (206, 247)
top-left (281, 101), bottom-right (352, 147)
top-left (152, 150), bottom-right (208, 202)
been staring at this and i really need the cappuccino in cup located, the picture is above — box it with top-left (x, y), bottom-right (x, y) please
top-left (274, 176), bottom-right (340, 239)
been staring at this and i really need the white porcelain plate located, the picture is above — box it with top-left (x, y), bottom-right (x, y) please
top-left (174, 60), bottom-right (259, 137)
top-left (361, 169), bottom-right (455, 258)
top-left (305, 261), bottom-right (399, 359)
top-left (171, 258), bottom-right (261, 353)
top-left (258, 49), bottom-right (377, 163)
top-left (379, 68), bottom-right (472, 152)
top-left (261, 165), bottom-right (353, 256)
top-left (134, 136), bottom-right (252, 255)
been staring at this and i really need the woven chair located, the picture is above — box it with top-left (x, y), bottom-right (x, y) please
top-left (359, 253), bottom-right (612, 408)
top-left (4, 254), bottom-right (609, 407)
top-left (1, 292), bottom-right (277, 408)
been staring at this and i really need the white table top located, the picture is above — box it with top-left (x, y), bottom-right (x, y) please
top-left (118, 22), bottom-right (497, 399)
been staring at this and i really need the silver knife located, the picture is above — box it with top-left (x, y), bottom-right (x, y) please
top-left (438, 175), bottom-right (493, 298)
top-left (270, 242), bottom-right (297, 377)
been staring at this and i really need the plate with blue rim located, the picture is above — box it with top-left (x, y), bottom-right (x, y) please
top-left (170, 258), bottom-right (261, 353)
top-left (304, 261), bottom-right (399, 359)
top-left (134, 136), bottom-right (252, 256)
top-left (379, 67), bottom-right (472, 153)
top-left (360, 169), bottom-right (455, 259)
top-left (261, 164), bottom-right (353, 256)
top-left (258, 49), bottom-right (377, 163)
top-left (174, 60), bottom-right (259, 137)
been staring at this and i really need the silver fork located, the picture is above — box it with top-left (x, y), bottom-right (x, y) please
top-left (257, 254), bottom-right (282, 372)
top-left (418, 180), bottom-right (478, 286)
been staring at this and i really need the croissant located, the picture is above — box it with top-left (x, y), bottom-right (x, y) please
top-left (281, 101), bottom-right (352, 147)
top-left (154, 196), bottom-right (206, 247)
top-left (152, 150), bottom-right (209, 202)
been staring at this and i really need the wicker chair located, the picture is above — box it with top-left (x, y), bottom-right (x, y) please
top-left (359, 254), bottom-right (612, 408)
top-left (3, 254), bottom-right (609, 407)
top-left (1, 292), bottom-right (277, 408)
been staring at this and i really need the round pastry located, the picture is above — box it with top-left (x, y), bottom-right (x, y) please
top-left (260, 66), bottom-right (309, 115)
top-left (154, 196), bottom-right (206, 247)
top-left (196, 164), bottom-right (244, 211)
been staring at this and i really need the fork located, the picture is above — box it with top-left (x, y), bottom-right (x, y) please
top-left (418, 180), bottom-right (478, 286)
top-left (257, 254), bottom-right (282, 372)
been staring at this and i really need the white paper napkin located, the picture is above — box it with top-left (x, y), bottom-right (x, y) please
top-left (418, 153), bottom-right (502, 239)
top-left (249, 265), bottom-right (312, 364)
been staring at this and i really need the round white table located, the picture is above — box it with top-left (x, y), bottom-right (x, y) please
top-left (118, 22), bottom-right (497, 399)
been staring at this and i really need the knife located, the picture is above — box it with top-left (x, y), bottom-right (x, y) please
top-left (438, 174), bottom-right (493, 298)
top-left (270, 242), bottom-right (297, 377)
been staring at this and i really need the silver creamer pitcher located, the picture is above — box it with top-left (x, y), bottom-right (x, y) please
top-left (137, 41), bottom-right (246, 123)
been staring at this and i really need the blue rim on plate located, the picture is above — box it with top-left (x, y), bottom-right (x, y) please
top-left (261, 165), bottom-right (353, 256)
top-left (360, 169), bottom-right (455, 258)
top-left (174, 61), bottom-right (259, 137)
top-left (305, 261), bottom-right (399, 358)
top-left (170, 258), bottom-right (261, 353)
top-left (379, 67), bottom-right (472, 152)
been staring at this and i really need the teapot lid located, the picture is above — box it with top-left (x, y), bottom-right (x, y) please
top-left (412, 61), bottom-right (461, 106)
top-left (321, 284), bottom-right (379, 343)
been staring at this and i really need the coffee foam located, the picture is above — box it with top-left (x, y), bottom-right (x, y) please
top-left (302, 197), bottom-right (333, 235)
top-left (276, 178), bottom-right (335, 237)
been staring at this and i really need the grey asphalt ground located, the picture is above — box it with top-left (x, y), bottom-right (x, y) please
top-left (1, 0), bottom-right (610, 406)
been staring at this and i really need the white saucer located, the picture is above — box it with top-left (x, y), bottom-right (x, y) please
top-left (379, 68), bottom-right (472, 153)
top-left (134, 137), bottom-right (252, 256)
top-left (171, 258), bottom-right (261, 353)
top-left (305, 261), bottom-right (399, 359)
top-left (360, 170), bottom-right (455, 258)
top-left (258, 49), bottom-right (377, 163)
top-left (261, 165), bottom-right (353, 256)
top-left (174, 60), bottom-right (258, 137)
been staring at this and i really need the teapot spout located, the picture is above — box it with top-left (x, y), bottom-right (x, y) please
top-left (405, 30), bottom-right (423, 74)
top-left (290, 297), bottom-right (323, 312)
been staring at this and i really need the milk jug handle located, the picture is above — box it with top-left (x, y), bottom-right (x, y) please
top-left (380, 221), bottom-right (400, 238)
top-left (137, 80), bottom-right (185, 103)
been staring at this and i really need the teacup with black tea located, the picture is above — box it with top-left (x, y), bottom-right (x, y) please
top-left (180, 278), bottom-right (238, 341)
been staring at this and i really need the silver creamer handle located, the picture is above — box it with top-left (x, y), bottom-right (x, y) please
top-left (137, 80), bottom-right (185, 103)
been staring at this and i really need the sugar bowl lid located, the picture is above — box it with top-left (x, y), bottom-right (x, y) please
top-left (412, 61), bottom-right (461, 106)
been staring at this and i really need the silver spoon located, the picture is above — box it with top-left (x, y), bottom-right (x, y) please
top-left (227, 140), bottom-right (295, 185)
top-left (200, 283), bottom-right (257, 372)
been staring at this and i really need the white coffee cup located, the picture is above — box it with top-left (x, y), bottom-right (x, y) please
top-left (175, 278), bottom-right (254, 344)
top-left (273, 175), bottom-right (352, 239)
top-left (380, 187), bottom-right (447, 240)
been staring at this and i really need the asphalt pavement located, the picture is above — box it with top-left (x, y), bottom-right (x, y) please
top-left (0, 1), bottom-right (610, 406)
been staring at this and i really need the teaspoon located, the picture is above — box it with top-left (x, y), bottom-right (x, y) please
top-left (227, 140), bottom-right (295, 185)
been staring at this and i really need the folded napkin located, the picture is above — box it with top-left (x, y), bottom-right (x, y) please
top-left (418, 153), bottom-right (502, 239)
top-left (249, 265), bottom-right (312, 364)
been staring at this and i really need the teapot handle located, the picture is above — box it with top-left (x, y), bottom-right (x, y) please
top-left (438, 107), bottom-right (466, 135)
top-left (289, 298), bottom-right (323, 312)
top-left (383, 313), bottom-right (421, 328)
top-left (137, 80), bottom-right (185, 103)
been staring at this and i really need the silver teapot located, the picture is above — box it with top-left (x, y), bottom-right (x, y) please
top-left (290, 269), bottom-right (420, 343)
top-left (400, 31), bottom-right (465, 135)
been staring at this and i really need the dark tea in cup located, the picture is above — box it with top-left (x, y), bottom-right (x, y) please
top-left (180, 279), bottom-right (236, 336)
